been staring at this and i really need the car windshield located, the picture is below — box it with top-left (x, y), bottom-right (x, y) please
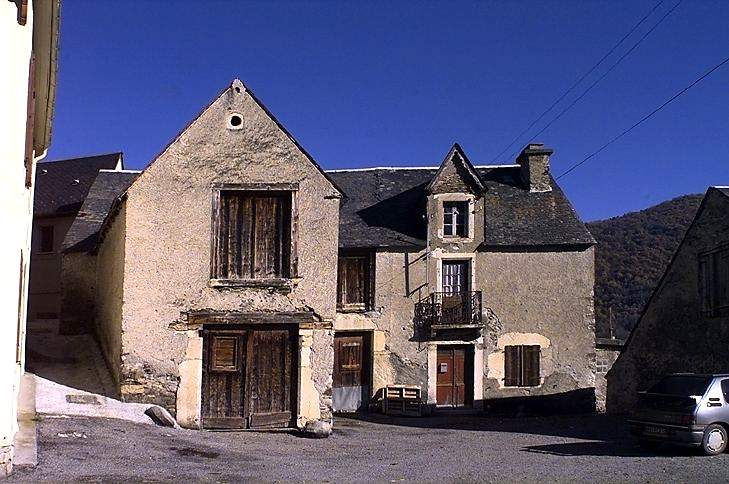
top-left (648, 375), bottom-right (712, 396)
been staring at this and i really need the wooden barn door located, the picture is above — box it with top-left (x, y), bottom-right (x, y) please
top-left (247, 329), bottom-right (296, 428)
top-left (333, 333), bottom-right (371, 412)
top-left (436, 346), bottom-right (473, 407)
top-left (202, 329), bottom-right (248, 428)
top-left (202, 326), bottom-right (296, 429)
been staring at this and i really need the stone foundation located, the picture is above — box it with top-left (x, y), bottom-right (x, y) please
top-left (0, 444), bottom-right (13, 478)
top-left (120, 362), bottom-right (178, 416)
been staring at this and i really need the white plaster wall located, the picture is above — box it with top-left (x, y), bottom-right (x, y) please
top-left (0, 0), bottom-right (35, 454)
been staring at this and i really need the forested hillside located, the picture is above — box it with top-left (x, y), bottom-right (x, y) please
top-left (587, 194), bottom-right (704, 339)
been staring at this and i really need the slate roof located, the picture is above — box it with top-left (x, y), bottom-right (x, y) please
top-left (62, 170), bottom-right (139, 253)
top-left (715, 187), bottom-right (729, 198)
top-left (34, 153), bottom-right (122, 217)
top-left (329, 166), bottom-right (595, 249)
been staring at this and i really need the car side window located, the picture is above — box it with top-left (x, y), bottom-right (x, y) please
top-left (721, 379), bottom-right (729, 403)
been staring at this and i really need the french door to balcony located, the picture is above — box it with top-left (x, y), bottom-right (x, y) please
top-left (441, 260), bottom-right (470, 324)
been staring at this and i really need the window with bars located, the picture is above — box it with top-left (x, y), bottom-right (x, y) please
top-left (504, 345), bottom-right (540, 387)
top-left (337, 253), bottom-right (374, 311)
top-left (443, 201), bottom-right (468, 237)
top-left (211, 190), bottom-right (292, 281)
top-left (699, 245), bottom-right (729, 317)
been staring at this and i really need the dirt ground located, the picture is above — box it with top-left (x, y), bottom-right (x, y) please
top-left (9, 413), bottom-right (729, 482)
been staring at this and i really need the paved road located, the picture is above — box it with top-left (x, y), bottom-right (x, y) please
top-left (9, 413), bottom-right (729, 482)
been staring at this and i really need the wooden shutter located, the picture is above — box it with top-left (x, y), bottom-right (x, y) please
top-left (718, 249), bottom-right (729, 310)
top-left (253, 195), bottom-right (279, 278)
top-left (214, 191), bottom-right (291, 280)
top-left (524, 345), bottom-right (541, 386)
top-left (699, 254), bottom-right (710, 315)
top-left (24, 53), bottom-right (36, 187)
top-left (210, 335), bottom-right (240, 372)
top-left (504, 346), bottom-right (519, 387)
top-left (337, 255), bottom-right (372, 310)
top-left (337, 257), bottom-right (346, 308)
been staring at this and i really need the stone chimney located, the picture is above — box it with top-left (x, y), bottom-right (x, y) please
top-left (517, 143), bottom-right (553, 192)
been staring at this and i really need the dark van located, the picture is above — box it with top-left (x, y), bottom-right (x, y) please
top-left (629, 374), bottom-right (729, 455)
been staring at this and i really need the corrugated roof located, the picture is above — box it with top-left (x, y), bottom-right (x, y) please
top-left (328, 166), bottom-right (595, 249)
top-left (62, 170), bottom-right (139, 253)
top-left (34, 153), bottom-right (122, 217)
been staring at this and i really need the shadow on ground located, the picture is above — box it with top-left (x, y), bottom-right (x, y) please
top-left (337, 413), bottom-right (698, 458)
top-left (522, 440), bottom-right (698, 458)
top-left (25, 319), bottom-right (116, 398)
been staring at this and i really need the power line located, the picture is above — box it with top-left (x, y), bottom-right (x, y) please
top-left (507, 0), bottom-right (683, 162)
top-left (556, 54), bottom-right (729, 180)
top-left (487, 0), bottom-right (665, 164)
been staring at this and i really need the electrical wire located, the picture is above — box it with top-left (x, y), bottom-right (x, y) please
top-left (487, 0), bottom-right (666, 164)
top-left (506, 0), bottom-right (684, 163)
top-left (556, 54), bottom-right (729, 180)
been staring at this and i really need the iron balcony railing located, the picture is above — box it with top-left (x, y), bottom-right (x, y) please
top-left (414, 291), bottom-right (483, 334)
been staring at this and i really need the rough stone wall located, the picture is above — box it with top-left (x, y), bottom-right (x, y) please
top-left (479, 248), bottom-right (596, 402)
top-left (94, 204), bottom-right (127, 389)
top-left (116, 80), bottom-right (340, 417)
top-left (310, 329), bottom-right (334, 420)
top-left (595, 346), bottom-right (621, 412)
top-left (607, 191), bottom-right (729, 414)
top-left (0, 444), bottom-right (12, 478)
top-left (59, 251), bottom-right (97, 334)
top-left (333, 171), bottom-right (595, 412)
top-left (332, 249), bottom-right (430, 398)
top-left (429, 154), bottom-right (477, 195)
top-left (517, 146), bottom-right (552, 193)
top-left (333, 246), bottom-right (596, 410)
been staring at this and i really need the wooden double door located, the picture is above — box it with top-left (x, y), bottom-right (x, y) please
top-left (202, 326), bottom-right (296, 429)
top-left (436, 346), bottom-right (474, 407)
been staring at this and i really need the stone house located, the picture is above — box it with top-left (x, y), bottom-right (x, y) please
top-left (0, 0), bottom-right (60, 474)
top-left (69, 79), bottom-right (596, 430)
top-left (29, 153), bottom-right (122, 323)
top-left (607, 187), bottom-right (729, 413)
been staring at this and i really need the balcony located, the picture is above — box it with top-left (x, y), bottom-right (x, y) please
top-left (414, 291), bottom-right (484, 338)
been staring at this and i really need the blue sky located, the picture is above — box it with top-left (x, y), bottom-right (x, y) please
top-left (48, 0), bottom-right (729, 221)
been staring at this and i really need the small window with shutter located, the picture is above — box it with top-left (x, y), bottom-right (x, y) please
top-left (699, 245), bottom-right (729, 317)
top-left (504, 345), bottom-right (540, 387)
top-left (337, 252), bottom-right (375, 311)
top-left (210, 335), bottom-right (240, 372)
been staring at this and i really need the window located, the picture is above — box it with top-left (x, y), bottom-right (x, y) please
top-left (212, 190), bottom-right (292, 281)
top-left (210, 335), bottom-right (241, 372)
top-left (721, 380), bottom-right (729, 403)
top-left (504, 345), bottom-right (540, 387)
top-left (337, 253), bottom-right (374, 311)
top-left (443, 201), bottom-right (468, 237)
top-left (39, 225), bottom-right (54, 253)
top-left (699, 245), bottom-right (729, 317)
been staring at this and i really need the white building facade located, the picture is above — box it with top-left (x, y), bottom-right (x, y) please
top-left (0, 0), bottom-right (59, 475)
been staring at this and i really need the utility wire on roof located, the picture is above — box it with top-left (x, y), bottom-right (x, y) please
top-left (502, 0), bottom-right (684, 163)
top-left (556, 54), bottom-right (729, 180)
top-left (487, 0), bottom-right (666, 165)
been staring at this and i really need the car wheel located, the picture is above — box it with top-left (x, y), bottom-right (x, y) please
top-left (701, 424), bottom-right (728, 456)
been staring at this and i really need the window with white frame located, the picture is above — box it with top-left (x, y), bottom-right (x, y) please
top-left (443, 201), bottom-right (468, 237)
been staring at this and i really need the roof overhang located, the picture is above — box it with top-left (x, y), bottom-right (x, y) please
top-left (31, 0), bottom-right (61, 158)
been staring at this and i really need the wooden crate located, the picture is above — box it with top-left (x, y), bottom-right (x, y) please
top-left (383, 385), bottom-right (422, 417)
